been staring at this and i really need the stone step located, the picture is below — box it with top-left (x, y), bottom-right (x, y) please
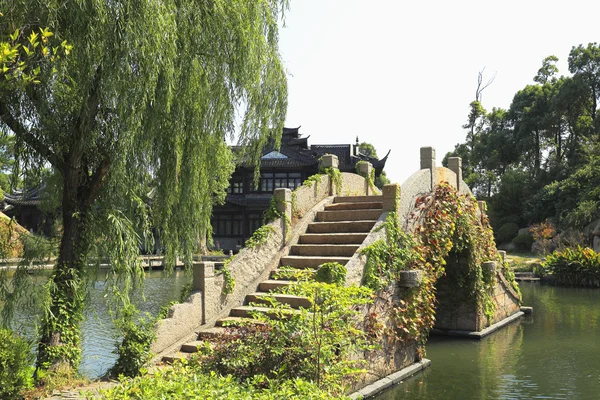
top-left (325, 201), bottom-right (383, 211)
top-left (181, 340), bottom-right (206, 353)
top-left (334, 195), bottom-right (383, 203)
top-left (230, 305), bottom-right (300, 319)
top-left (270, 268), bottom-right (316, 280)
top-left (290, 244), bottom-right (360, 257)
top-left (196, 327), bottom-right (228, 340)
top-left (215, 316), bottom-right (266, 327)
top-left (246, 292), bottom-right (311, 308)
top-left (280, 255), bottom-right (352, 268)
top-left (317, 209), bottom-right (383, 222)
top-left (258, 279), bottom-right (294, 291)
top-left (299, 233), bottom-right (368, 244)
top-left (162, 352), bottom-right (193, 364)
top-left (307, 220), bottom-right (377, 233)
top-left (514, 272), bottom-right (535, 277)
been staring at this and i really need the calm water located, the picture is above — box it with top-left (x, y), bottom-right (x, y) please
top-left (375, 283), bottom-right (600, 400)
top-left (7, 269), bottom-right (189, 378)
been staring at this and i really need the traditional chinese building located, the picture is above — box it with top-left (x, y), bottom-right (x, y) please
top-left (211, 127), bottom-right (389, 252)
top-left (1, 187), bottom-right (56, 236)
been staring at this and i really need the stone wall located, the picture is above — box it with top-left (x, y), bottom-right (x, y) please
top-left (152, 293), bottom-right (203, 356)
top-left (152, 167), bottom-right (371, 360)
top-left (434, 259), bottom-right (521, 333)
top-left (351, 283), bottom-right (418, 391)
top-left (293, 174), bottom-right (331, 219)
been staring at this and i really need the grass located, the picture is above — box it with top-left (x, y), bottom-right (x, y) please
top-left (505, 252), bottom-right (543, 272)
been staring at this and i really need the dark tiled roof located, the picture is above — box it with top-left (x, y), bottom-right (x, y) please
top-left (3, 187), bottom-right (42, 207)
top-left (234, 127), bottom-right (389, 174)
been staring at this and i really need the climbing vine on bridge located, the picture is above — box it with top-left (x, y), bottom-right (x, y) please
top-left (411, 182), bottom-right (501, 323)
top-left (361, 182), bottom-right (510, 357)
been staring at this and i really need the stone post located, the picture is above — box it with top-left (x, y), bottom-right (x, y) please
top-left (319, 153), bottom-right (339, 169)
top-left (382, 183), bottom-right (400, 212)
top-left (358, 161), bottom-right (373, 195)
top-left (478, 200), bottom-right (487, 223)
top-left (274, 188), bottom-right (292, 239)
top-left (319, 154), bottom-right (339, 195)
top-left (483, 261), bottom-right (497, 276)
top-left (193, 261), bottom-right (215, 324)
top-left (448, 157), bottom-right (462, 191)
top-left (420, 146), bottom-right (436, 190)
top-left (498, 250), bottom-right (506, 264)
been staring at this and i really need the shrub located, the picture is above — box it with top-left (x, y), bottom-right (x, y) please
top-left (496, 222), bottom-right (519, 244)
top-left (0, 328), bottom-right (35, 399)
top-left (199, 282), bottom-right (373, 394)
top-left (542, 246), bottom-right (600, 287)
top-left (109, 305), bottom-right (156, 377)
top-left (100, 366), bottom-right (350, 399)
top-left (315, 262), bottom-right (347, 285)
top-left (512, 233), bottom-right (534, 252)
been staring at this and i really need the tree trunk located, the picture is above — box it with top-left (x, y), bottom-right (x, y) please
top-left (37, 160), bottom-right (90, 371)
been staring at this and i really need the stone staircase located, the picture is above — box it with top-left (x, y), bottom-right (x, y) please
top-left (163, 195), bottom-right (384, 362)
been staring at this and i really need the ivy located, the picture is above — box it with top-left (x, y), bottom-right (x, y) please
top-left (321, 167), bottom-right (342, 194)
top-left (245, 225), bottom-right (276, 249)
top-left (221, 264), bottom-right (235, 295)
top-left (302, 173), bottom-right (323, 188)
top-left (263, 196), bottom-right (291, 237)
top-left (411, 183), bottom-right (510, 323)
top-left (218, 258), bottom-right (236, 295)
top-left (315, 262), bottom-right (347, 285)
top-left (360, 212), bottom-right (418, 291)
top-left (360, 182), bottom-right (520, 355)
top-left (355, 160), bottom-right (376, 193)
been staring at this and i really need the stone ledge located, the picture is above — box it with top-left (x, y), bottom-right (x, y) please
top-left (349, 359), bottom-right (431, 399)
top-left (430, 311), bottom-right (525, 339)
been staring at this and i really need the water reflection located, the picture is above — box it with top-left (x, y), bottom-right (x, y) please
top-left (375, 283), bottom-right (600, 399)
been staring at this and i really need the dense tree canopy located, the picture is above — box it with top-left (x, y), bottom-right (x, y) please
top-left (445, 43), bottom-right (600, 240)
top-left (0, 0), bottom-right (288, 371)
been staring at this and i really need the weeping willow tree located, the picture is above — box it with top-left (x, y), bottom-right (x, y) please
top-left (0, 0), bottom-right (288, 371)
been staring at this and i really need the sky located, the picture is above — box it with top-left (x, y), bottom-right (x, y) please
top-left (277, 0), bottom-right (600, 184)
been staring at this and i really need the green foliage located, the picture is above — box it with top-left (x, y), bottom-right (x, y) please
top-left (512, 233), bottom-right (534, 252)
top-left (355, 160), bottom-right (376, 192)
top-left (0, 328), bottom-right (35, 399)
top-left (220, 264), bottom-right (235, 295)
top-left (542, 246), bottom-right (600, 287)
top-left (411, 183), bottom-right (515, 329)
top-left (496, 222), bottom-right (519, 244)
top-left (263, 196), bottom-right (291, 235)
top-left (201, 282), bottom-right (373, 394)
top-left (1, 0), bottom-right (288, 370)
top-left (109, 305), bottom-right (156, 378)
top-left (272, 266), bottom-right (314, 281)
top-left (0, 20), bottom-right (71, 88)
top-left (245, 225), bottom-right (276, 249)
top-left (303, 173), bottom-right (323, 188)
top-left (178, 281), bottom-right (193, 303)
top-left (360, 212), bottom-right (418, 291)
top-left (315, 262), bottom-right (347, 285)
top-left (447, 43), bottom-right (600, 238)
top-left (321, 167), bottom-right (342, 194)
top-left (37, 266), bottom-right (86, 369)
top-left (99, 367), bottom-right (349, 399)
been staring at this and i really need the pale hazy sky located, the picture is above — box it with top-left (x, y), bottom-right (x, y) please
top-left (278, 0), bottom-right (600, 183)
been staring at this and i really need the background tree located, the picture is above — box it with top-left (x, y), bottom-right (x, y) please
top-left (0, 0), bottom-right (288, 373)
top-left (358, 142), bottom-right (390, 189)
top-left (446, 46), bottom-right (600, 243)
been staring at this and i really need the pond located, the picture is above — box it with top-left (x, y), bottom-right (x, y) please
top-left (374, 282), bottom-right (600, 399)
top-left (6, 268), bottom-right (189, 378)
